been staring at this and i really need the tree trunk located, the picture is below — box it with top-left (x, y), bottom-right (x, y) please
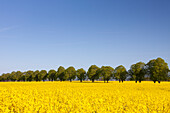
top-left (119, 79), bottom-right (120, 83)
top-left (135, 80), bottom-right (137, 83)
top-left (92, 79), bottom-right (94, 82)
top-left (104, 80), bottom-right (105, 83)
top-left (122, 80), bottom-right (123, 83)
top-left (154, 80), bottom-right (156, 83)
top-left (107, 80), bottom-right (109, 83)
top-left (70, 79), bottom-right (72, 82)
top-left (80, 79), bottom-right (82, 82)
top-left (139, 80), bottom-right (141, 83)
top-left (158, 81), bottom-right (160, 83)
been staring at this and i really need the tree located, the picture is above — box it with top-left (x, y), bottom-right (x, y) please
top-left (25, 71), bottom-right (34, 81)
top-left (0, 73), bottom-right (10, 81)
top-left (39, 70), bottom-right (47, 81)
top-left (10, 71), bottom-right (17, 81)
top-left (26, 71), bottom-right (35, 81)
top-left (146, 58), bottom-right (169, 83)
top-left (168, 71), bottom-right (170, 81)
top-left (99, 66), bottom-right (114, 83)
top-left (48, 69), bottom-right (57, 81)
top-left (128, 62), bottom-right (145, 83)
top-left (0, 75), bottom-right (2, 81)
top-left (57, 66), bottom-right (65, 81)
top-left (87, 65), bottom-right (100, 82)
top-left (34, 70), bottom-right (40, 81)
top-left (76, 68), bottom-right (86, 82)
top-left (20, 71), bottom-right (33, 81)
top-left (65, 66), bottom-right (76, 82)
top-left (114, 65), bottom-right (127, 83)
top-left (15, 71), bottom-right (23, 81)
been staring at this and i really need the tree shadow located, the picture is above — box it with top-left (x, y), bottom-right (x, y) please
top-left (72, 81), bottom-right (111, 83)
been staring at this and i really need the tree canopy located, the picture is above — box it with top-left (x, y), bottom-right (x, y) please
top-left (0, 57), bottom-right (169, 83)
top-left (87, 65), bottom-right (100, 82)
top-left (128, 62), bottom-right (145, 83)
top-left (48, 70), bottom-right (57, 81)
top-left (57, 66), bottom-right (65, 81)
top-left (99, 66), bottom-right (114, 83)
top-left (114, 65), bottom-right (127, 83)
top-left (76, 68), bottom-right (86, 82)
top-left (65, 66), bottom-right (76, 82)
top-left (146, 58), bottom-right (169, 83)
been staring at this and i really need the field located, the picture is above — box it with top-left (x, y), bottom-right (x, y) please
top-left (0, 81), bottom-right (170, 113)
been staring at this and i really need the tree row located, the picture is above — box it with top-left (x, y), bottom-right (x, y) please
top-left (0, 57), bottom-right (169, 83)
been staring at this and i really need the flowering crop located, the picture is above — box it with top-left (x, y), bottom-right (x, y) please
top-left (0, 81), bottom-right (170, 113)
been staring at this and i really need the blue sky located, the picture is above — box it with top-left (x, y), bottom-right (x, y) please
top-left (0, 0), bottom-right (170, 74)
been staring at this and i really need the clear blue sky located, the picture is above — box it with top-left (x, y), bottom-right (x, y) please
top-left (0, 0), bottom-right (170, 74)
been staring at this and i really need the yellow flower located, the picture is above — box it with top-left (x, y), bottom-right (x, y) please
top-left (0, 81), bottom-right (169, 113)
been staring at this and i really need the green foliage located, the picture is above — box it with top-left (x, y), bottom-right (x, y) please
top-left (128, 62), bottom-right (145, 83)
top-left (0, 57), bottom-right (169, 83)
top-left (76, 68), bottom-right (86, 82)
top-left (65, 66), bottom-right (76, 82)
top-left (87, 65), bottom-right (100, 82)
top-left (99, 66), bottom-right (114, 83)
top-left (39, 70), bottom-right (47, 81)
top-left (114, 65), bottom-right (127, 83)
top-left (0, 73), bottom-right (10, 81)
top-left (26, 71), bottom-right (35, 81)
top-left (57, 66), bottom-right (65, 81)
top-left (34, 70), bottom-right (40, 81)
top-left (146, 58), bottom-right (169, 83)
top-left (10, 71), bottom-right (17, 81)
top-left (15, 71), bottom-right (23, 81)
top-left (21, 71), bottom-right (33, 81)
top-left (48, 70), bottom-right (57, 81)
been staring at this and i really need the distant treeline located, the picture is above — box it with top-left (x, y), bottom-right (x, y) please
top-left (0, 57), bottom-right (170, 83)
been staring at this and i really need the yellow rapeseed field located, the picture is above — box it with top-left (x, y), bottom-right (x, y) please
top-left (0, 81), bottom-right (170, 113)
